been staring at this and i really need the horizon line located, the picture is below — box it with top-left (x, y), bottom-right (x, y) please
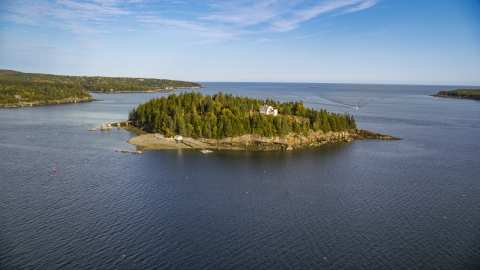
top-left (1, 68), bottom-right (479, 87)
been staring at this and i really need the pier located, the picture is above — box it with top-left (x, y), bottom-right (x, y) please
top-left (89, 121), bottom-right (131, 131)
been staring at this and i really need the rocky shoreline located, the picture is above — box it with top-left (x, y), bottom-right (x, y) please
top-left (0, 96), bottom-right (95, 108)
top-left (127, 129), bottom-right (401, 151)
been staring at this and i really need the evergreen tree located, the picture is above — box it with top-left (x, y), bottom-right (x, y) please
top-left (129, 91), bottom-right (356, 139)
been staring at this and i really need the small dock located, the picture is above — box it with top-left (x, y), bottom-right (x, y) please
top-left (89, 121), bottom-right (132, 131)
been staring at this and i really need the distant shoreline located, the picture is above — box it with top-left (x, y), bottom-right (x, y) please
top-left (431, 89), bottom-right (480, 101)
top-left (0, 69), bottom-right (202, 107)
top-left (89, 86), bottom-right (202, 94)
top-left (0, 88), bottom-right (204, 108)
top-left (0, 96), bottom-right (95, 108)
top-left (431, 94), bottom-right (480, 101)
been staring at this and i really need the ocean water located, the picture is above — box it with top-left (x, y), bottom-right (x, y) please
top-left (0, 83), bottom-right (479, 269)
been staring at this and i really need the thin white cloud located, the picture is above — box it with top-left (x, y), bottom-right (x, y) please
top-left (0, 0), bottom-right (379, 44)
top-left (199, 0), bottom-right (294, 27)
top-left (271, 0), bottom-right (377, 32)
top-left (56, 0), bottom-right (130, 16)
top-left (196, 0), bottom-right (378, 32)
top-left (1, 0), bottom-right (131, 31)
top-left (137, 15), bottom-right (248, 40)
top-left (0, 0), bottom-right (137, 47)
top-left (91, 0), bottom-right (120, 6)
top-left (344, 0), bottom-right (378, 13)
top-left (0, 0), bottom-right (52, 25)
top-left (137, 0), bottom-right (378, 42)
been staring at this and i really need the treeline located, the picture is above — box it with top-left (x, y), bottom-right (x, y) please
top-left (80, 76), bottom-right (201, 92)
top-left (129, 91), bottom-right (356, 139)
top-left (435, 89), bottom-right (480, 100)
top-left (0, 70), bottom-right (91, 104)
top-left (0, 69), bottom-right (201, 105)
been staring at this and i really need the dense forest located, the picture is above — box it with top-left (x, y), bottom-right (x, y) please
top-left (0, 70), bottom-right (91, 105)
top-left (434, 89), bottom-right (480, 100)
top-left (129, 92), bottom-right (356, 139)
top-left (0, 70), bottom-right (201, 105)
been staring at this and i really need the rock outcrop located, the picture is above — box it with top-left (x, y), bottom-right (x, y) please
top-left (196, 129), bottom-right (401, 151)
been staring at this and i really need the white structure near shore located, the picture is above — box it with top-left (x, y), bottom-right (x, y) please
top-left (174, 135), bottom-right (183, 142)
top-left (259, 104), bottom-right (278, 116)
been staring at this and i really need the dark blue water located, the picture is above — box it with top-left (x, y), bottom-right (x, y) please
top-left (1, 83), bottom-right (479, 269)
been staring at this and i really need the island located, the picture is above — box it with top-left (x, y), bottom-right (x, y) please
top-left (126, 91), bottom-right (400, 151)
top-left (432, 89), bottom-right (480, 101)
top-left (0, 70), bottom-right (201, 108)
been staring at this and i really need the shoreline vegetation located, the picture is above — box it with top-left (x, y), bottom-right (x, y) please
top-left (126, 91), bottom-right (401, 151)
top-left (0, 96), bottom-right (96, 108)
top-left (432, 89), bottom-right (480, 100)
top-left (0, 69), bottom-right (201, 108)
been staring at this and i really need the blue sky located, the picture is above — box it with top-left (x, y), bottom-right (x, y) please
top-left (1, 0), bottom-right (479, 85)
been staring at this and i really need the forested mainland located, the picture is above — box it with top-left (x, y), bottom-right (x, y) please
top-left (433, 89), bottom-right (480, 100)
top-left (129, 91), bottom-right (357, 139)
top-left (0, 70), bottom-right (201, 107)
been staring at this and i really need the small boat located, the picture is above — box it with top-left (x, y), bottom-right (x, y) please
top-left (89, 128), bottom-right (97, 131)
top-left (355, 106), bottom-right (359, 109)
top-left (200, 149), bottom-right (213, 153)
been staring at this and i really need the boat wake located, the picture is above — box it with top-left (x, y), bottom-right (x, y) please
top-left (308, 97), bottom-right (360, 110)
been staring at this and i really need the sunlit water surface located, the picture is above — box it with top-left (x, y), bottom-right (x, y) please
top-left (1, 83), bottom-right (479, 269)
